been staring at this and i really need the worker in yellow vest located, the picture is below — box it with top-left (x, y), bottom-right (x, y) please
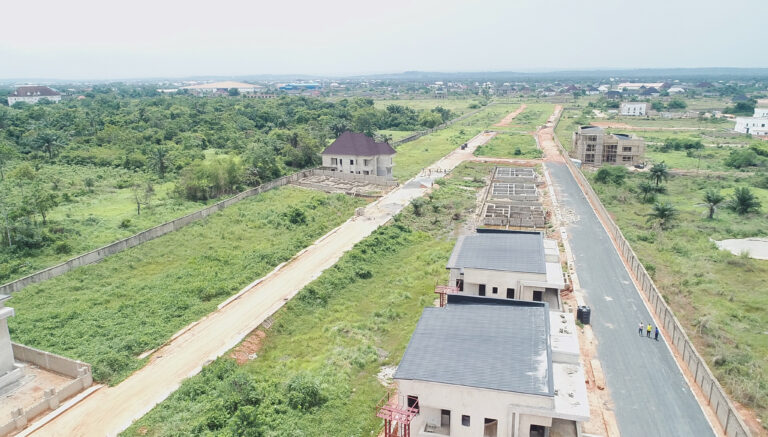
top-left (646, 324), bottom-right (652, 338)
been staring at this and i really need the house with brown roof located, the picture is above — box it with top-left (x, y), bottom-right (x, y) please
top-left (7, 86), bottom-right (61, 105)
top-left (321, 132), bottom-right (395, 178)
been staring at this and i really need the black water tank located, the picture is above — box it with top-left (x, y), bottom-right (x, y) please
top-left (576, 306), bottom-right (584, 322)
top-left (581, 306), bottom-right (591, 325)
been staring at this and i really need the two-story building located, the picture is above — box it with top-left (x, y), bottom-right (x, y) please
top-left (571, 126), bottom-right (645, 166)
top-left (321, 132), bottom-right (395, 178)
top-left (735, 107), bottom-right (768, 136)
top-left (7, 86), bottom-right (61, 105)
top-left (384, 296), bottom-right (589, 437)
top-left (619, 102), bottom-right (648, 116)
top-left (446, 231), bottom-right (565, 310)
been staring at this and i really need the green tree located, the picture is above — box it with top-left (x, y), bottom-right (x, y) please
top-left (228, 88), bottom-right (240, 96)
top-left (595, 166), bottom-right (628, 184)
top-left (29, 185), bottom-right (58, 224)
top-left (697, 189), bottom-right (725, 219)
top-left (638, 181), bottom-right (656, 202)
top-left (0, 142), bottom-right (17, 181)
top-left (729, 187), bottom-right (761, 215)
top-left (667, 99), bottom-right (687, 110)
top-left (32, 130), bottom-right (65, 159)
top-left (646, 202), bottom-right (677, 229)
top-left (649, 162), bottom-right (669, 187)
top-left (148, 144), bottom-right (172, 178)
top-left (411, 197), bottom-right (427, 217)
top-left (724, 149), bottom-right (761, 169)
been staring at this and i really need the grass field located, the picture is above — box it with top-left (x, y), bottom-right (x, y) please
top-left (7, 187), bottom-right (365, 384)
top-left (0, 163), bottom-right (219, 283)
top-left (492, 103), bottom-right (554, 132)
top-left (475, 132), bottom-right (541, 159)
top-left (587, 170), bottom-right (768, 426)
top-left (393, 103), bottom-right (539, 181)
top-left (123, 162), bottom-right (491, 437)
top-left (372, 98), bottom-right (476, 116)
top-left (645, 147), bottom-right (736, 171)
top-left (376, 129), bottom-right (416, 142)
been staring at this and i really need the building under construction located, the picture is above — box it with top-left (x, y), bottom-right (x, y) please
top-left (480, 167), bottom-right (547, 230)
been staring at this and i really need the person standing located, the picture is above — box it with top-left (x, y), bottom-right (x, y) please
top-left (646, 324), bottom-right (652, 338)
top-left (638, 322), bottom-right (644, 336)
top-left (655, 327), bottom-right (660, 341)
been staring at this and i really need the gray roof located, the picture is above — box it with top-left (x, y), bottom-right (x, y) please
top-left (446, 232), bottom-right (546, 274)
top-left (321, 131), bottom-right (395, 156)
top-left (394, 296), bottom-right (553, 396)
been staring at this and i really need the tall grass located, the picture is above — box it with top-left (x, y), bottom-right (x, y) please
top-left (8, 187), bottom-right (365, 384)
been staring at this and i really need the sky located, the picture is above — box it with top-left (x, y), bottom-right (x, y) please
top-left (0, 0), bottom-right (765, 80)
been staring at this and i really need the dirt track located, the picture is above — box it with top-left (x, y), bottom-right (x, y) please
top-left (493, 104), bottom-right (527, 127)
top-left (25, 132), bottom-right (496, 437)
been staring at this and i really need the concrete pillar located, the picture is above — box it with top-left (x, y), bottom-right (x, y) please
top-left (44, 388), bottom-right (59, 409)
top-left (0, 295), bottom-right (17, 375)
top-left (11, 407), bottom-right (26, 430)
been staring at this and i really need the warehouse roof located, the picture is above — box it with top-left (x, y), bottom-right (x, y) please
top-left (394, 296), bottom-right (553, 396)
top-left (321, 131), bottom-right (395, 156)
top-left (446, 231), bottom-right (546, 274)
top-left (10, 86), bottom-right (60, 97)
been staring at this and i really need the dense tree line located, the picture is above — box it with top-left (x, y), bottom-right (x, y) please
top-left (0, 94), bottom-right (455, 252)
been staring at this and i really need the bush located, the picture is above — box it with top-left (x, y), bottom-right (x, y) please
top-left (594, 166), bottom-right (628, 184)
top-left (662, 138), bottom-right (704, 152)
top-left (725, 149), bottom-right (762, 169)
top-left (53, 241), bottom-right (73, 254)
top-left (285, 373), bottom-right (326, 410)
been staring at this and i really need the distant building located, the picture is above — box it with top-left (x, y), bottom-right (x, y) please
top-left (734, 108), bottom-right (768, 136)
top-left (180, 81), bottom-right (263, 96)
top-left (620, 102), bottom-right (648, 116)
top-left (639, 87), bottom-right (660, 97)
top-left (278, 82), bottom-right (321, 91)
top-left (617, 82), bottom-right (664, 91)
top-left (383, 296), bottom-right (589, 437)
top-left (446, 231), bottom-right (565, 309)
top-left (7, 86), bottom-right (61, 105)
top-left (572, 125), bottom-right (645, 166)
top-left (585, 86), bottom-right (600, 95)
top-left (604, 90), bottom-right (622, 100)
top-left (667, 86), bottom-right (686, 95)
top-left (320, 132), bottom-right (395, 178)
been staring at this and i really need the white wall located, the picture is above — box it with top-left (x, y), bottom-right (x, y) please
top-left (754, 108), bottom-right (768, 118)
top-left (620, 102), bottom-right (647, 116)
top-left (734, 116), bottom-right (768, 135)
top-left (449, 268), bottom-right (558, 302)
top-left (321, 154), bottom-right (393, 177)
top-left (396, 379), bottom-right (555, 437)
top-left (8, 95), bottom-right (61, 105)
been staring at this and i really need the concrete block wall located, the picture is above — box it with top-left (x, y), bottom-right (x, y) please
top-left (0, 170), bottom-right (318, 295)
top-left (1, 343), bottom-right (93, 436)
top-left (550, 118), bottom-right (752, 437)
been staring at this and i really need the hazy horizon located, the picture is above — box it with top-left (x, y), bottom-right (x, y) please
top-left (1, 0), bottom-right (765, 81)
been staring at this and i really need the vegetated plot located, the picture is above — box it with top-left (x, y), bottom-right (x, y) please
top-left (588, 170), bottom-right (768, 426)
top-left (594, 116), bottom-right (732, 130)
top-left (0, 163), bottom-right (219, 284)
top-left (392, 104), bottom-right (521, 181)
top-left (475, 131), bottom-right (541, 159)
top-left (372, 98), bottom-right (475, 116)
top-left (122, 162), bottom-right (491, 437)
top-left (7, 187), bottom-right (365, 385)
top-left (376, 129), bottom-right (417, 142)
top-left (509, 103), bottom-right (555, 131)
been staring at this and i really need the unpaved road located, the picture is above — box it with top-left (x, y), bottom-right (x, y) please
top-left (27, 132), bottom-right (496, 437)
top-left (493, 104), bottom-right (527, 127)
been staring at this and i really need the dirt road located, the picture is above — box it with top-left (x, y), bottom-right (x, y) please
top-left (26, 132), bottom-right (495, 437)
top-left (493, 104), bottom-right (527, 127)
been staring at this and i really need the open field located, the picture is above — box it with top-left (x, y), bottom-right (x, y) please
top-left (0, 163), bottom-right (220, 283)
top-left (587, 170), bottom-right (768, 426)
top-left (123, 162), bottom-right (490, 437)
top-left (376, 129), bottom-right (418, 142)
top-left (491, 103), bottom-right (554, 132)
top-left (372, 98), bottom-right (476, 115)
top-left (7, 187), bottom-right (365, 385)
top-left (392, 103), bottom-right (533, 181)
top-left (475, 131), bottom-right (541, 159)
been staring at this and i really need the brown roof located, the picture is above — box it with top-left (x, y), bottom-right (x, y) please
top-left (321, 132), bottom-right (395, 156)
top-left (10, 86), bottom-right (60, 97)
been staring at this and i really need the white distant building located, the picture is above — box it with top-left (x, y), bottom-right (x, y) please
top-left (381, 296), bottom-right (589, 437)
top-left (180, 81), bottom-right (263, 95)
top-left (735, 108), bottom-right (768, 136)
top-left (7, 86), bottom-right (61, 105)
top-left (620, 102), bottom-right (648, 116)
top-left (667, 86), bottom-right (686, 94)
top-left (617, 82), bottom-right (664, 91)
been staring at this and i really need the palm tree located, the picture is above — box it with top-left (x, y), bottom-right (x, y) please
top-left (638, 181), bottom-right (656, 202)
top-left (646, 202), bottom-right (677, 229)
top-left (697, 189), bottom-right (725, 219)
top-left (649, 162), bottom-right (669, 187)
top-left (729, 187), bottom-right (761, 215)
top-left (32, 131), bottom-right (64, 159)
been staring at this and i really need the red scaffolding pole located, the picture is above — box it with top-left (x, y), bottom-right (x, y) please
top-left (376, 391), bottom-right (419, 437)
top-left (434, 285), bottom-right (460, 307)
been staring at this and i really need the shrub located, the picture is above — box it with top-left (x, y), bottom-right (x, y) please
top-left (595, 165), bottom-right (628, 184)
top-left (53, 241), bottom-right (73, 254)
top-left (285, 373), bottom-right (326, 410)
top-left (725, 149), bottom-right (762, 169)
top-left (118, 218), bottom-right (132, 229)
top-left (729, 187), bottom-right (761, 215)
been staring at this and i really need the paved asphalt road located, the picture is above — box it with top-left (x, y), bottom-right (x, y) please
top-left (547, 162), bottom-right (715, 437)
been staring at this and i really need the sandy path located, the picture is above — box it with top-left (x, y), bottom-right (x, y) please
top-left (493, 104), bottom-right (527, 127)
top-left (26, 133), bottom-right (496, 437)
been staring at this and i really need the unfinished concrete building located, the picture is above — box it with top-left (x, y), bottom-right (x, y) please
top-left (0, 296), bottom-right (23, 391)
top-left (380, 296), bottom-right (589, 437)
top-left (445, 231), bottom-right (565, 310)
top-left (481, 167), bottom-right (547, 230)
top-left (572, 126), bottom-right (645, 166)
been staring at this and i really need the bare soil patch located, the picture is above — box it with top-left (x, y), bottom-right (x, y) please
top-left (493, 104), bottom-right (527, 127)
top-left (230, 330), bottom-right (267, 365)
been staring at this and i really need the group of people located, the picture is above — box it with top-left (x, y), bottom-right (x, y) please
top-left (639, 322), bottom-right (660, 341)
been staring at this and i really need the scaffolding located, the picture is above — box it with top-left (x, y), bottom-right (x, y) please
top-left (376, 391), bottom-right (420, 437)
top-left (434, 285), bottom-right (459, 307)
